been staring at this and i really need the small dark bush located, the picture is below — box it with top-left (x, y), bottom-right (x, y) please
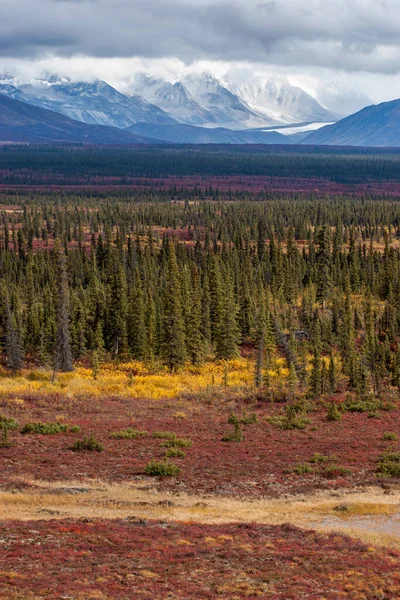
top-left (267, 405), bottom-right (310, 431)
top-left (161, 436), bottom-right (192, 449)
top-left (164, 448), bottom-right (186, 458)
top-left (71, 435), bottom-right (104, 452)
top-left (152, 431), bottom-right (177, 439)
top-left (0, 415), bottom-right (19, 430)
top-left (310, 453), bottom-right (336, 464)
top-left (383, 432), bottom-right (398, 441)
top-left (293, 463), bottom-right (313, 475)
top-left (145, 459), bottom-right (181, 476)
top-left (21, 422), bottom-right (68, 435)
top-left (327, 403), bottom-right (342, 422)
top-left (110, 428), bottom-right (147, 440)
top-left (222, 421), bottom-right (243, 442)
top-left (0, 428), bottom-right (11, 448)
top-left (322, 465), bottom-right (352, 479)
top-left (228, 410), bottom-right (258, 425)
top-left (377, 451), bottom-right (400, 477)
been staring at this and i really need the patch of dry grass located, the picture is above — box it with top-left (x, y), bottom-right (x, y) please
top-left (2, 479), bottom-right (400, 549)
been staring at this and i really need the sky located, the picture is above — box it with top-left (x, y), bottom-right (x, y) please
top-left (1, 0), bottom-right (400, 106)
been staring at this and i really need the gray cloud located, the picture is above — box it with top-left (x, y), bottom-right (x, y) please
top-left (1, 0), bottom-right (400, 73)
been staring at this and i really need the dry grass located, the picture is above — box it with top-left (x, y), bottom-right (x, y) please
top-left (2, 479), bottom-right (400, 548)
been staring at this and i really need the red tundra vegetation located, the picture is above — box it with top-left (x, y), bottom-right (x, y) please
top-left (1, 390), bottom-right (400, 498)
top-left (1, 519), bottom-right (400, 600)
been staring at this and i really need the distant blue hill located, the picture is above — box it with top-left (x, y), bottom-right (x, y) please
top-left (303, 99), bottom-right (400, 147)
top-left (127, 122), bottom-right (292, 144)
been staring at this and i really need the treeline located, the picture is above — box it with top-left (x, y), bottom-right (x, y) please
top-left (1, 195), bottom-right (400, 396)
top-left (2, 145), bottom-right (400, 183)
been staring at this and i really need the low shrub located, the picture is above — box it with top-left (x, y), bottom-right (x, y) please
top-left (222, 421), bottom-right (243, 442)
top-left (21, 422), bottom-right (68, 435)
top-left (173, 412), bottom-right (187, 420)
top-left (71, 435), bottom-right (104, 452)
top-left (293, 463), bottom-right (313, 475)
top-left (267, 405), bottom-right (310, 431)
top-left (110, 428), bottom-right (147, 440)
top-left (377, 451), bottom-right (400, 477)
top-left (383, 432), bottom-right (398, 441)
top-left (343, 394), bottom-right (383, 414)
top-left (145, 459), bottom-right (181, 477)
top-left (240, 410), bottom-right (258, 425)
top-left (0, 428), bottom-right (11, 448)
top-left (310, 453), bottom-right (335, 464)
top-left (164, 448), bottom-right (186, 458)
top-left (0, 415), bottom-right (19, 430)
top-left (26, 371), bottom-right (49, 382)
top-left (322, 465), bottom-right (352, 479)
top-left (69, 425), bottom-right (81, 433)
top-left (162, 436), bottom-right (192, 449)
top-left (227, 413), bottom-right (239, 425)
top-left (152, 431), bottom-right (177, 440)
top-left (327, 403), bottom-right (342, 422)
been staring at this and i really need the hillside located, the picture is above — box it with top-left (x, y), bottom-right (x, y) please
top-left (0, 93), bottom-right (152, 144)
top-left (304, 99), bottom-right (400, 147)
top-left (127, 122), bottom-right (291, 144)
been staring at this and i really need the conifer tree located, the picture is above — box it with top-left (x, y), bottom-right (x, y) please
top-left (108, 264), bottom-right (128, 359)
top-left (215, 269), bottom-right (241, 360)
top-left (309, 322), bottom-right (322, 397)
top-left (54, 245), bottom-right (73, 373)
top-left (162, 241), bottom-right (187, 371)
top-left (328, 351), bottom-right (337, 393)
top-left (263, 295), bottom-right (276, 389)
top-left (128, 268), bottom-right (146, 359)
top-left (5, 302), bottom-right (24, 374)
top-left (186, 266), bottom-right (204, 365)
top-left (254, 290), bottom-right (266, 388)
top-left (316, 226), bottom-right (332, 308)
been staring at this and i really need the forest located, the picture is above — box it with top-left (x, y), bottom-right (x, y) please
top-left (1, 191), bottom-right (400, 401)
top-left (2, 144), bottom-right (400, 184)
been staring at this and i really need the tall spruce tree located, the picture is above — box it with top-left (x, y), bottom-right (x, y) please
top-left (215, 269), bottom-right (241, 360)
top-left (54, 245), bottom-right (73, 373)
top-left (5, 299), bottom-right (24, 374)
top-left (128, 268), bottom-right (146, 359)
top-left (186, 266), bottom-right (204, 365)
top-left (162, 241), bottom-right (187, 371)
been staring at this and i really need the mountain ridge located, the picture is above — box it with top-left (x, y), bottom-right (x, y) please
top-left (303, 98), bottom-right (400, 147)
top-left (1, 72), bottom-right (340, 131)
top-left (0, 93), bottom-right (154, 144)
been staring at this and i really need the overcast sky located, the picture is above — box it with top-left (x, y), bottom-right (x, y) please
top-left (1, 0), bottom-right (400, 103)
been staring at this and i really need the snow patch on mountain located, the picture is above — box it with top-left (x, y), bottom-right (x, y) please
top-left (227, 75), bottom-right (337, 124)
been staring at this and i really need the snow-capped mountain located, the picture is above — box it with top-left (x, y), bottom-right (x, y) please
top-left (128, 74), bottom-right (215, 126)
top-left (0, 83), bottom-right (28, 103)
top-left (314, 77), bottom-right (372, 119)
top-left (0, 71), bottom-right (373, 137)
top-left (0, 76), bottom-right (175, 128)
top-left (180, 73), bottom-right (276, 129)
top-left (227, 75), bottom-right (337, 124)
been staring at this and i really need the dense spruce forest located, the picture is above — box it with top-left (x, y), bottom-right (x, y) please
top-left (1, 189), bottom-right (400, 401)
top-left (3, 145), bottom-right (400, 184)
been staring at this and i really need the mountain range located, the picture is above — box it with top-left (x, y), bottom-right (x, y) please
top-left (0, 72), bottom-right (398, 147)
top-left (1, 72), bottom-right (337, 132)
